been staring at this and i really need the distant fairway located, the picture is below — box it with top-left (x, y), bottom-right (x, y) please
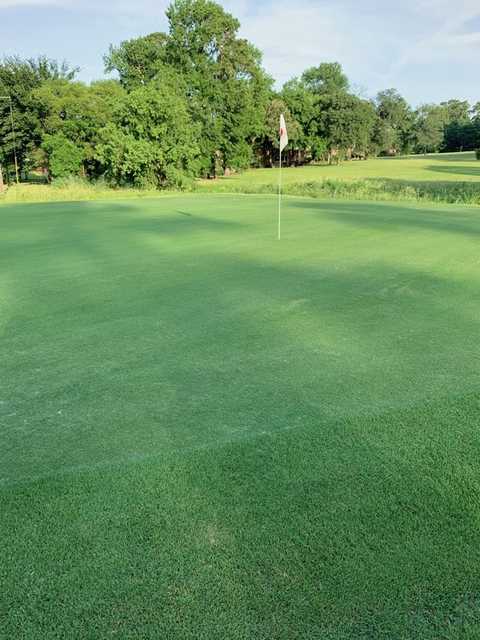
top-left (3, 194), bottom-right (480, 638)
top-left (204, 151), bottom-right (480, 185)
top-left (198, 151), bottom-right (480, 206)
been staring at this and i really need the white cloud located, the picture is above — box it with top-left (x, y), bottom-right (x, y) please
top-left (240, 0), bottom-right (480, 101)
top-left (0, 0), bottom-right (63, 5)
top-left (0, 0), bottom-right (167, 10)
top-left (1, 0), bottom-right (479, 103)
top-left (242, 6), bottom-right (346, 84)
top-left (384, 0), bottom-right (480, 75)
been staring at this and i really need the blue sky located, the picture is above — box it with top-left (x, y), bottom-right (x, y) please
top-left (0, 0), bottom-right (479, 106)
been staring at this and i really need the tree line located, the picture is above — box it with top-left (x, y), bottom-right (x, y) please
top-left (1, 0), bottom-right (479, 188)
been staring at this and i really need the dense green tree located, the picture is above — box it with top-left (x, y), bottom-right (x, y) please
top-left (472, 105), bottom-right (480, 153)
top-left (371, 118), bottom-right (395, 156)
top-left (412, 104), bottom-right (446, 153)
top-left (407, 99), bottom-right (479, 154)
top-left (42, 132), bottom-right (83, 179)
top-left (301, 63), bottom-right (349, 95)
top-left (282, 62), bottom-right (375, 163)
top-left (318, 92), bottom-right (377, 162)
top-left (0, 56), bottom-right (77, 180)
top-left (32, 79), bottom-right (124, 174)
top-left (104, 33), bottom-right (169, 90)
top-left (439, 100), bottom-right (474, 151)
top-left (281, 62), bottom-right (378, 163)
top-left (1, 1), bottom-right (478, 185)
top-left (95, 78), bottom-right (199, 188)
top-left (255, 98), bottom-right (301, 167)
top-left (281, 79), bottom-right (321, 161)
top-left (443, 121), bottom-right (477, 151)
top-left (440, 99), bottom-right (470, 124)
top-left (375, 88), bottom-right (413, 154)
top-left (165, 0), bottom-right (272, 176)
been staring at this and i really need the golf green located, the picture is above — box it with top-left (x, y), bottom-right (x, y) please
top-left (2, 194), bottom-right (480, 638)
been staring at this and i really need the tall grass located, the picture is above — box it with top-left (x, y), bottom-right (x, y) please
top-left (198, 177), bottom-right (480, 205)
top-left (0, 178), bottom-right (162, 206)
top-left (2, 175), bottom-right (480, 207)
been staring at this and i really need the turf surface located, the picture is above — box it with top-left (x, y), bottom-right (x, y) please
top-left (2, 194), bottom-right (480, 638)
top-left (2, 151), bottom-right (479, 207)
top-left (201, 151), bottom-right (480, 186)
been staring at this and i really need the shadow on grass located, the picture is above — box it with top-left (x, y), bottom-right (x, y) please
top-left (378, 152), bottom-right (477, 162)
top-left (3, 197), bottom-right (480, 482)
top-left (427, 164), bottom-right (480, 177)
top-left (290, 198), bottom-right (480, 237)
top-left (110, 212), bottom-right (243, 235)
top-left (3, 197), bottom-right (480, 637)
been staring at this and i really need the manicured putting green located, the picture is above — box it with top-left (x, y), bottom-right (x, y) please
top-left (2, 194), bottom-right (480, 638)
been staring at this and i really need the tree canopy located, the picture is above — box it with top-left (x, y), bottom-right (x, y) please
top-left (0, 0), bottom-right (478, 186)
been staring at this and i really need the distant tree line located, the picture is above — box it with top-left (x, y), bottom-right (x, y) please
top-left (1, 0), bottom-right (479, 187)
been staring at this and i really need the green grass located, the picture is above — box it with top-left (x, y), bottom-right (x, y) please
top-left (1, 152), bottom-right (480, 207)
top-left (0, 179), bottom-right (164, 205)
top-left (2, 194), bottom-right (480, 638)
top-left (205, 151), bottom-right (480, 185)
top-left (199, 151), bottom-right (480, 205)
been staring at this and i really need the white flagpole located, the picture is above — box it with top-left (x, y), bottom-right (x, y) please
top-left (278, 147), bottom-right (282, 240)
top-left (278, 113), bottom-right (287, 240)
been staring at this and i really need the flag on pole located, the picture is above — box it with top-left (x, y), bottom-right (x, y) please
top-left (279, 114), bottom-right (288, 152)
top-left (278, 114), bottom-right (288, 240)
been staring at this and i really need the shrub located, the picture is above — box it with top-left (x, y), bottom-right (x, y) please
top-left (42, 133), bottom-right (83, 179)
top-left (475, 149), bottom-right (480, 160)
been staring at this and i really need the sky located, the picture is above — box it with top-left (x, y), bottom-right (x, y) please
top-left (0, 0), bottom-right (479, 106)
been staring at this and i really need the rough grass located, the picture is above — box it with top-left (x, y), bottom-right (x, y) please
top-left (199, 176), bottom-right (480, 205)
top-left (0, 178), bottom-right (162, 205)
top-left (205, 151), bottom-right (480, 185)
top-left (198, 151), bottom-right (480, 205)
top-left (2, 194), bottom-right (480, 638)
top-left (1, 152), bottom-right (479, 207)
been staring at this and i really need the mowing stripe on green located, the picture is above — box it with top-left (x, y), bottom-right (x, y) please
top-left (2, 195), bottom-right (480, 638)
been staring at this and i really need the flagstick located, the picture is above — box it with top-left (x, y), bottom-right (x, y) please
top-left (278, 148), bottom-right (282, 240)
top-left (278, 113), bottom-right (287, 240)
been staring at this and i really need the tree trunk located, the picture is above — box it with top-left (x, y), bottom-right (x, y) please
top-left (329, 148), bottom-right (339, 165)
top-left (0, 164), bottom-right (4, 192)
